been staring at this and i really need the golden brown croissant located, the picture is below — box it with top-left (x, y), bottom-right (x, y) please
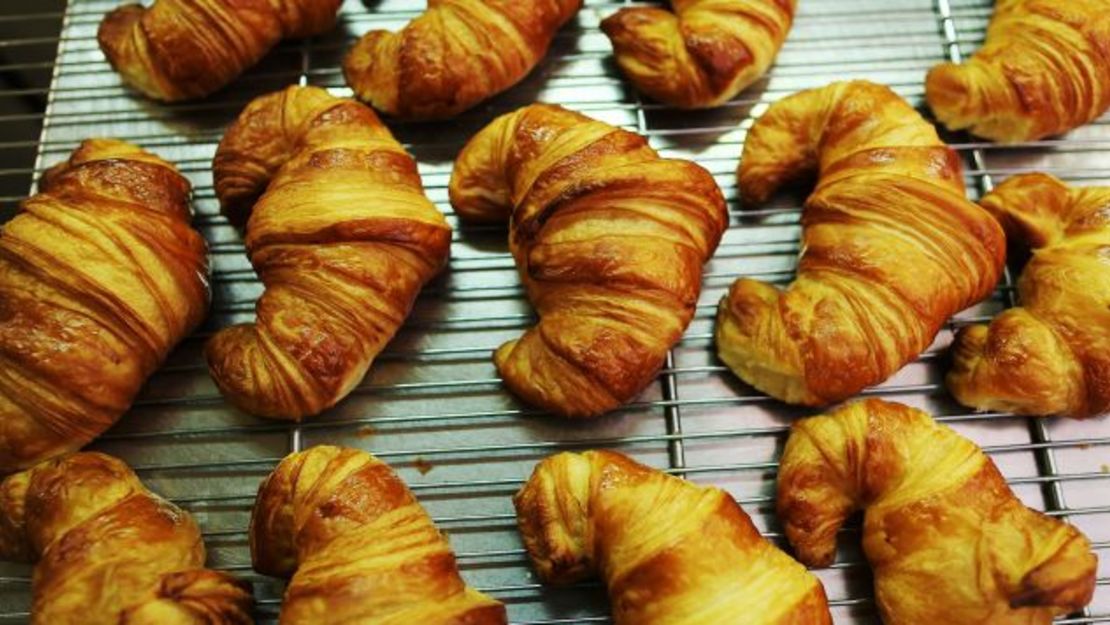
top-left (207, 86), bottom-right (451, 420)
top-left (601, 0), bottom-right (797, 108)
top-left (98, 0), bottom-right (342, 102)
top-left (777, 399), bottom-right (1097, 625)
top-left (948, 174), bottom-right (1110, 418)
top-left (926, 0), bottom-right (1110, 142)
top-left (448, 103), bottom-right (727, 417)
top-left (718, 80), bottom-right (1006, 406)
top-left (250, 445), bottom-right (505, 624)
top-left (0, 139), bottom-right (208, 475)
top-left (0, 452), bottom-right (254, 624)
top-left (515, 449), bottom-right (832, 625)
top-left (343, 0), bottom-right (582, 120)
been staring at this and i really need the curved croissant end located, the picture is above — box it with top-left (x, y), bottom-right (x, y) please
top-left (98, 0), bottom-right (342, 102)
top-left (250, 445), bottom-right (505, 624)
top-left (718, 80), bottom-right (1005, 406)
top-left (925, 0), bottom-right (1110, 143)
top-left (0, 139), bottom-right (209, 475)
top-left (0, 453), bottom-right (254, 624)
top-left (777, 399), bottom-right (1097, 624)
top-left (948, 174), bottom-right (1110, 418)
top-left (601, 0), bottom-right (797, 108)
top-left (448, 103), bottom-right (727, 417)
top-left (343, 0), bottom-right (582, 120)
top-left (514, 450), bottom-right (832, 625)
top-left (206, 86), bottom-right (452, 421)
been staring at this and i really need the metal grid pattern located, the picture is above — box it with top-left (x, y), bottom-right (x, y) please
top-left (1, 0), bottom-right (1109, 622)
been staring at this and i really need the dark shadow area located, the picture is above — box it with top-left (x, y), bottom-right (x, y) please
top-left (644, 73), bottom-right (777, 155)
top-left (0, 0), bottom-right (65, 222)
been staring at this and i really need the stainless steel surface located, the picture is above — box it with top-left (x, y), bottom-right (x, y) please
top-left (1, 0), bottom-right (1109, 623)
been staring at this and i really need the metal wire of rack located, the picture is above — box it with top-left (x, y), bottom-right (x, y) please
top-left (0, 0), bottom-right (1108, 623)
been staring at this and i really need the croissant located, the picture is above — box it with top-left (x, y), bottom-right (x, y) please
top-left (514, 449), bottom-right (832, 624)
top-left (98, 0), bottom-right (342, 102)
top-left (717, 80), bottom-right (1006, 406)
top-left (250, 445), bottom-right (505, 624)
top-left (207, 86), bottom-right (452, 420)
top-left (777, 398), bottom-right (1097, 624)
top-left (0, 452), bottom-right (254, 624)
top-left (448, 103), bottom-right (727, 417)
top-left (601, 0), bottom-right (797, 108)
top-left (0, 139), bottom-right (208, 475)
top-left (948, 174), bottom-right (1110, 418)
top-left (343, 0), bottom-right (582, 120)
top-left (925, 0), bottom-right (1110, 143)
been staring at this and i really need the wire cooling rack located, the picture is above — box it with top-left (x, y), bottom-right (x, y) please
top-left (1, 0), bottom-right (1108, 623)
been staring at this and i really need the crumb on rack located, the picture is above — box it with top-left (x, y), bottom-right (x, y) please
top-left (414, 457), bottom-right (434, 475)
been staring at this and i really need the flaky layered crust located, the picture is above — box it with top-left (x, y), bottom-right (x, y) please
top-left (926, 0), bottom-right (1110, 142)
top-left (448, 103), bottom-right (727, 417)
top-left (601, 0), bottom-right (796, 108)
top-left (98, 0), bottom-right (342, 101)
top-left (718, 80), bottom-right (1005, 406)
top-left (948, 174), bottom-right (1110, 418)
top-left (250, 445), bottom-right (505, 624)
top-left (343, 0), bottom-right (582, 120)
top-left (207, 86), bottom-right (451, 420)
top-left (0, 139), bottom-right (208, 474)
top-left (515, 450), bottom-right (832, 625)
top-left (777, 399), bottom-right (1097, 625)
top-left (0, 452), bottom-right (253, 625)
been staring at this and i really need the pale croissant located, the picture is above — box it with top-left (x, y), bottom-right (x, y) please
top-left (778, 399), bottom-right (1097, 624)
top-left (207, 85), bottom-right (451, 420)
top-left (0, 139), bottom-right (208, 475)
top-left (99, 0), bottom-right (342, 101)
top-left (344, 0), bottom-right (582, 120)
top-left (250, 445), bottom-right (506, 624)
top-left (515, 449), bottom-right (832, 624)
top-left (949, 174), bottom-right (1110, 418)
top-left (718, 80), bottom-right (1005, 405)
top-left (448, 103), bottom-right (727, 417)
top-left (602, 0), bottom-right (797, 108)
top-left (926, 0), bottom-right (1110, 142)
top-left (0, 452), bottom-right (254, 624)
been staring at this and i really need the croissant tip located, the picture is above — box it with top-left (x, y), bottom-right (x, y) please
top-left (96, 4), bottom-right (143, 64)
top-left (598, 6), bottom-right (647, 35)
top-left (925, 63), bottom-right (975, 121)
top-left (950, 323), bottom-right (988, 361)
top-left (797, 548), bottom-right (836, 570)
top-left (736, 169), bottom-right (779, 207)
top-left (1011, 566), bottom-right (1097, 611)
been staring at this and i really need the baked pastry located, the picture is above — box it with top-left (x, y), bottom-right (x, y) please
top-left (926, 0), bottom-right (1110, 142)
top-left (0, 139), bottom-right (208, 475)
top-left (250, 445), bottom-right (505, 624)
top-left (343, 0), bottom-right (582, 120)
top-left (207, 85), bottom-right (451, 420)
top-left (601, 0), bottom-right (797, 108)
top-left (777, 399), bottom-right (1097, 624)
top-left (98, 0), bottom-right (342, 101)
top-left (515, 449), bottom-right (832, 625)
top-left (718, 80), bottom-right (1006, 406)
top-left (0, 452), bottom-right (253, 624)
top-left (949, 174), bottom-right (1110, 418)
top-left (448, 103), bottom-right (727, 417)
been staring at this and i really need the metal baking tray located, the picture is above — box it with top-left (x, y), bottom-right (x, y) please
top-left (1, 0), bottom-right (1107, 622)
